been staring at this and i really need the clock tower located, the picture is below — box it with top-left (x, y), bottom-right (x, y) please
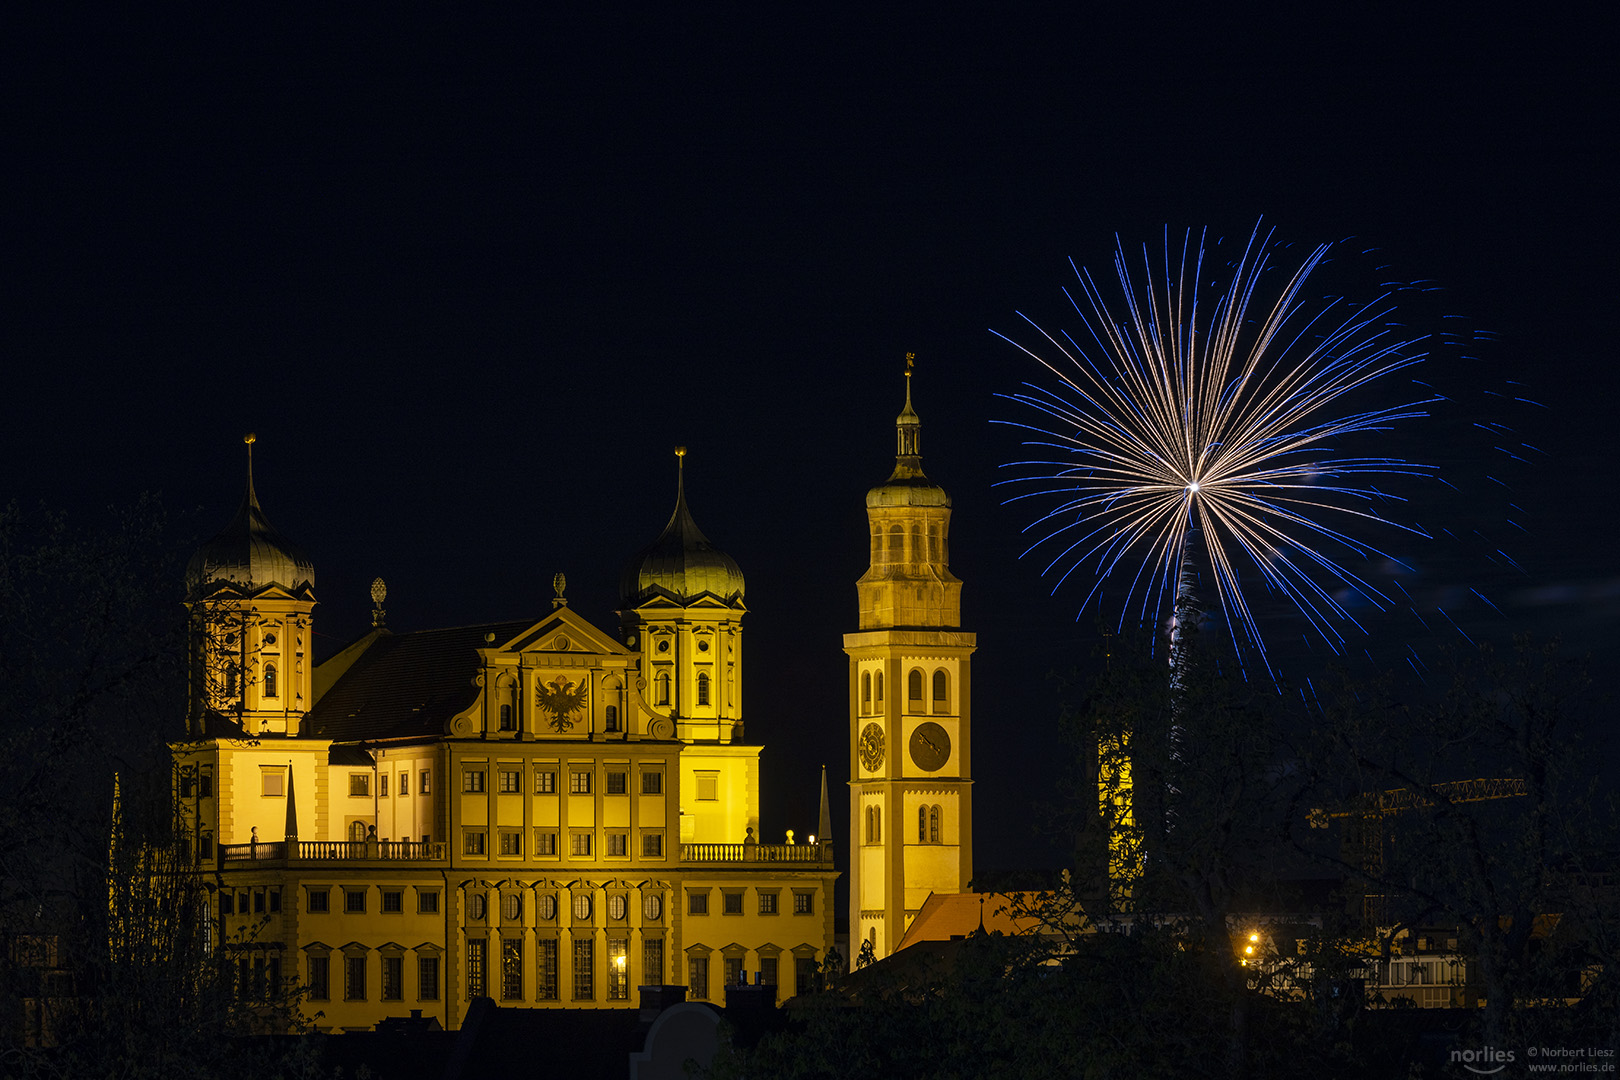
top-left (845, 363), bottom-right (975, 960)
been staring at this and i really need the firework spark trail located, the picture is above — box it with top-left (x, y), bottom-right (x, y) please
top-left (995, 225), bottom-right (1447, 679)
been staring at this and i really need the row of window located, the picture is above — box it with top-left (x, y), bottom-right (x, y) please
top-left (688, 954), bottom-right (822, 1002)
top-left (861, 806), bottom-right (947, 845)
top-left (303, 886), bottom-right (671, 924)
top-left (651, 671), bottom-right (713, 707)
top-left (463, 829), bottom-right (665, 859)
top-left (868, 521), bottom-right (945, 566)
top-left (466, 891), bottom-right (664, 923)
top-left (345, 770), bottom-right (432, 798)
top-left (308, 952), bottom-right (441, 1003)
top-left (859, 668), bottom-right (951, 714)
top-left (687, 888), bottom-right (815, 916)
top-left (463, 768), bottom-right (664, 796)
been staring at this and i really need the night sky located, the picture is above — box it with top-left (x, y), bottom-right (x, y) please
top-left (5, 12), bottom-right (1614, 872)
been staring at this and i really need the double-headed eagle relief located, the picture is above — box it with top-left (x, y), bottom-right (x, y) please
top-left (535, 676), bottom-right (588, 732)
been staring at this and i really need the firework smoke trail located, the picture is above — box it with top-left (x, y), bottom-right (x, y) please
top-left (995, 226), bottom-right (1444, 680)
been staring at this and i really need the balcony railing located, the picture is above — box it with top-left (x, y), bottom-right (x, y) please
top-left (219, 840), bottom-right (447, 864)
top-left (681, 842), bottom-right (834, 866)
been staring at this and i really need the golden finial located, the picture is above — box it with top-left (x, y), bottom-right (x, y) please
top-left (905, 353), bottom-right (915, 377)
top-left (674, 446), bottom-right (687, 459)
top-left (244, 432), bottom-right (257, 444)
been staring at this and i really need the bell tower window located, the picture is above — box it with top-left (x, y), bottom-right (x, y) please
top-left (907, 669), bottom-right (923, 704)
top-left (861, 672), bottom-right (871, 713)
top-left (696, 673), bottom-right (710, 707)
top-left (263, 663), bottom-right (278, 700)
top-left (932, 670), bottom-right (948, 712)
top-left (656, 672), bottom-right (671, 706)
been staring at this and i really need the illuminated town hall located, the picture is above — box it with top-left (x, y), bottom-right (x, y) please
top-left (173, 380), bottom-right (971, 1031)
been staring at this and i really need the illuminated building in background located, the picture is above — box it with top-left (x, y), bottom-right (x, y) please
top-left (845, 365), bottom-right (976, 959)
top-left (172, 439), bottom-right (836, 1031)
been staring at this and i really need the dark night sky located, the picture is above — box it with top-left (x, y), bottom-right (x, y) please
top-left (4, 12), bottom-right (1615, 872)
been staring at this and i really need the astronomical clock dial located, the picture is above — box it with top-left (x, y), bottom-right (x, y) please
top-left (858, 723), bottom-right (886, 773)
top-left (908, 721), bottom-right (951, 772)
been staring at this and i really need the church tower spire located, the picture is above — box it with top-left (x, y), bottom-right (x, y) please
top-left (844, 360), bottom-right (976, 961)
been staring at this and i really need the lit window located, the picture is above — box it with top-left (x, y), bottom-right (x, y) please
top-left (535, 770), bottom-right (556, 794)
top-left (499, 770), bottom-right (521, 794)
top-left (419, 770), bottom-right (430, 794)
top-left (607, 894), bottom-right (627, 921)
top-left (608, 938), bottom-right (629, 1000)
top-left (534, 831), bottom-right (557, 856)
top-left (349, 820), bottom-right (368, 842)
top-left (466, 940), bottom-right (486, 998)
top-left (572, 894), bottom-right (591, 920)
top-left (643, 894), bottom-right (663, 921)
top-left (502, 893), bottom-right (522, 921)
top-left (463, 770), bottom-right (485, 793)
top-left (465, 831), bottom-right (486, 855)
top-left (758, 891), bottom-right (778, 915)
top-left (570, 771), bottom-right (592, 794)
top-left (350, 773), bottom-right (370, 797)
top-left (502, 938), bottom-right (523, 1000)
top-left (573, 939), bottom-right (594, 1000)
top-left (571, 832), bottom-right (592, 857)
top-left (499, 831), bottom-right (522, 856)
top-left (793, 891), bottom-right (813, 915)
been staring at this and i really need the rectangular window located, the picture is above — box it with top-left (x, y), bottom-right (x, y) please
top-left (308, 955), bottom-right (329, 1000)
top-left (688, 891), bottom-right (709, 915)
top-left (689, 955), bottom-right (709, 1000)
top-left (253, 889), bottom-right (265, 914)
top-left (200, 834), bottom-right (214, 860)
top-left (536, 940), bottom-right (558, 1001)
top-left (607, 938), bottom-right (629, 1000)
top-left (499, 831), bottom-right (522, 856)
top-left (381, 889), bottom-right (403, 913)
top-left (570, 832), bottom-right (592, 857)
top-left (268, 888), bottom-right (281, 913)
top-left (758, 891), bottom-right (778, 915)
top-left (696, 772), bottom-right (718, 801)
top-left (465, 831), bottom-right (486, 856)
top-left (642, 832), bottom-right (663, 857)
top-left (607, 833), bottom-right (627, 857)
top-left (381, 955), bottom-right (403, 1000)
top-left (418, 889), bottom-right (439, 914)
top-left (641, 770), bottom-right (663, 795)
top-left (724, 956), bottom-right (745, 988)
top-left (498, 703), bottom-right (516, 731)
top-left (467, 940), bottom-right (486, 999)
top-left (793, 891), bottom-right (814, 915)
top-left (723, 891), bottom-right (744, 915)
top-left (644, 938), bottom-right (664, 984)
top-left (345, 955), bottom-right (366, 1000)
top-left (569, 771), bottom-right (592, 794)
top-left (796, 957), bottom-right (820, 996)
top-left (534, 770), bottom-right (556, 794)
top-left (418, 955), bottom-right (439, 1001)
top-left (463, 770), bottom-right (485, 793)
top-left (182, 773), bottom-right (195, 799)
top-left (498, 769), bottom-right (521, 794)
top-left (534, 831), bottom-right (557, 856)
top-left (200, 773), bottom-right (213, 798)
top-left (502, 938), bottom-right (523, 1001)
top-left (344, 889), bottom-right (366, 914)
top-left (420, 770), bottom-right (430, 795)
top-left (573, 938), bottom-right (594, 1000)
top-left (399, 772), bottom-right (408, 796)
top-left (306, 888), bottom-right (328, 913)
top-left (605, 771), bottom-right (627, 795)
top-left (761, 956), bottom-right (778, 999)
top-left (350, 773), bottom-right (370, 797)
top-left (379, 774), bottom-right (388, 798)
top-left (262, 768), bottom-right (285, 797)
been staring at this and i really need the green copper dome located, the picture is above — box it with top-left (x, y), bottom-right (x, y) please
top-left (620, 452), bottom-right (745, 608)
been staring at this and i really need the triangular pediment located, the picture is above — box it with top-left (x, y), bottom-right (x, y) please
top-left (496, 607), bottom-right (628, 657)
top-left (632, 593), bottom-right (739, 613)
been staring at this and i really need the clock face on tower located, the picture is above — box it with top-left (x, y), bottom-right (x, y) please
top-left (858, 723), bottom-right (885, 773)
top-left (909, 721), bottom-right (951, 772)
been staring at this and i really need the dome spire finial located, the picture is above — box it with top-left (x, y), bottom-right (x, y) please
top-left (895, 354), bottom-right (922, 466)
top-left (675, 446), bottom-right (687, 502)
top-left (244, 432), bottom-right (259, 506)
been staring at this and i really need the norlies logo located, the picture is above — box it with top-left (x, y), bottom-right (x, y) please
top-left (1452, 1046), bottom-right (1516, 1075)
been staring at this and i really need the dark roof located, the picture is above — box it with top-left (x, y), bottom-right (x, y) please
top-left (445, 998), bottom-right (644, 1079)
top-left (619, 469), bottom-right (745, 609)
top-left (303, 620), bottom-right (532, 742)
top-left (186, 472), bottom-right (316, 599)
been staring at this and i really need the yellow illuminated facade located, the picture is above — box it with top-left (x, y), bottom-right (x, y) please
top-left (173, 442), bottom-right (836, 1031)
top-left (845, 371), bottom-right (975, 959)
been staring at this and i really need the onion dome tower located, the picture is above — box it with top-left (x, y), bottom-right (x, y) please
top-left (844, 359), bottom-right (976, 961)
top-left (185, 434), bottom-right (316, 737)
top-left (619, 448), bottom-right (745, 743)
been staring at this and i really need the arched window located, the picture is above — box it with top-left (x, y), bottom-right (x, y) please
top-left (932, 670), bottom-right (948, 711)
top-left (887, 525), bottom-right (902, 564)
top-left (929, 805), bottom-right (941, 844)
top-left (910, 523), bottom-right (922, 562)
top-left (928, 523), bottom-right (940, 563)
top-left (918, 806), bottom-right (928, 843)
top-left (908, 669), bottom-right (923, 703)
top-left (697, 673), bottom-right (710, 706)
top-left (604, 705), bottom-right (620, 732)
top-left (875, 671), bottom-right (884, 701)
top-left (263, 663), bottom-right (278, 699)
top-left (349, 821), bottom-right (367, 842)
top-left (656, 672), bottom-right (671, 706)
top-left (864, 806), bottom-right (882, 844)
top-left (499, 703), bottom-right (515, 730)
top-left (870, 525), bottom-right (881, 564)
top-left (861, 672), bottom-right (872, 713)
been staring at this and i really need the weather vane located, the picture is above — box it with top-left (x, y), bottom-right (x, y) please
top-left (905, 352), bottom-right (915, 378)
